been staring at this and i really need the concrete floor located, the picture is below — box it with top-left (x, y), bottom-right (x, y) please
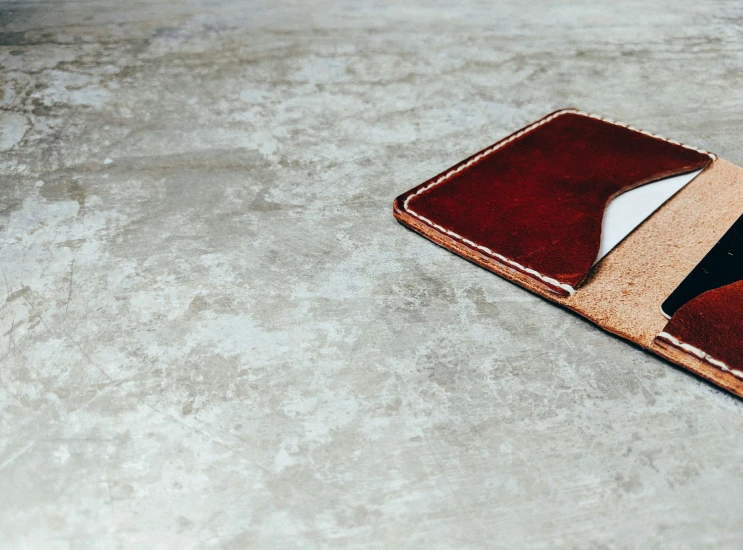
top-left (2, 0), bottom-right (743, 547)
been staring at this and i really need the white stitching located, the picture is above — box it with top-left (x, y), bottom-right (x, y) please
top-left (656, 331), bottom-right (743, 380)
top-left (402, 108), bottom-right (716, 295)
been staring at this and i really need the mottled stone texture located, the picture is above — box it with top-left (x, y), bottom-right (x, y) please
top-left (1, 1), bottom-right (743, 548)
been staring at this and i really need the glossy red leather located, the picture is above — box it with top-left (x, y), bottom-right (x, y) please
top-left (396, 111), bottom-right (711, 293)
top-left (659, 280), bottom-right (743, 371)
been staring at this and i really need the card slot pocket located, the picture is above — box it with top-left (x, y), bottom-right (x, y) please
top-left (394, 109), bottom-right (712, 296)
top-left (655, 280), bottom-right (743, 378)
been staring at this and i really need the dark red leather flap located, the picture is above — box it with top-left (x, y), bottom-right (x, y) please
top-left (657, 280), bottom-right (743, 377)
top-left (396, 110), bottom-right (712, 294)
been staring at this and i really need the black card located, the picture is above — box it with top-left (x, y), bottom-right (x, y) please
top-left (661, 213), bottom-right (743, 318)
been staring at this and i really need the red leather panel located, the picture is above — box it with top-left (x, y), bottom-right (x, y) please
top-left (658, 280), bottom-right (743, 373)
top-left (396, 110), bottom-right (711, 293)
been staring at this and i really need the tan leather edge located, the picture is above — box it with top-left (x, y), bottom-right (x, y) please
top-left (393, 159), bottom-right (743, 399)
top-left (653, 339), bottom-right (743, 398)
top-left (393, 197), bottom-right (569, 298)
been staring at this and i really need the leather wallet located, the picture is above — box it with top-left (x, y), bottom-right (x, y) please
top-left (393, 109), bottom-right (743, 398)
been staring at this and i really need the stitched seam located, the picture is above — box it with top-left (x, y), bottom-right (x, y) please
top-left (656, 331), bottom-right (743, 380)
top-left (402, 109), bottom-right (716, 296)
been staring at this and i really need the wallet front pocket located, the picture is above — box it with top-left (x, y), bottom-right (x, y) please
top-left (395, 109), bottom-right (712, 295)
top-left (656, 280), bottom-right (743, 379)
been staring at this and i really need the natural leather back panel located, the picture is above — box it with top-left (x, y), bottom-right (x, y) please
top-left (559, 159), bottom-right (743, 395)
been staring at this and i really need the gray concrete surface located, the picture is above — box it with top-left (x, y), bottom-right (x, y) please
top-left (2, 1), bottom-right (743, 548)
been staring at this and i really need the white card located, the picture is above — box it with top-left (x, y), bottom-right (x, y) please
top-left (595, 169), bottom-right (703, 264)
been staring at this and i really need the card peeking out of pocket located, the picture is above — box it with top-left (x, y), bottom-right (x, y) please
top-left (655, 213), bottom-right (743, 378)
